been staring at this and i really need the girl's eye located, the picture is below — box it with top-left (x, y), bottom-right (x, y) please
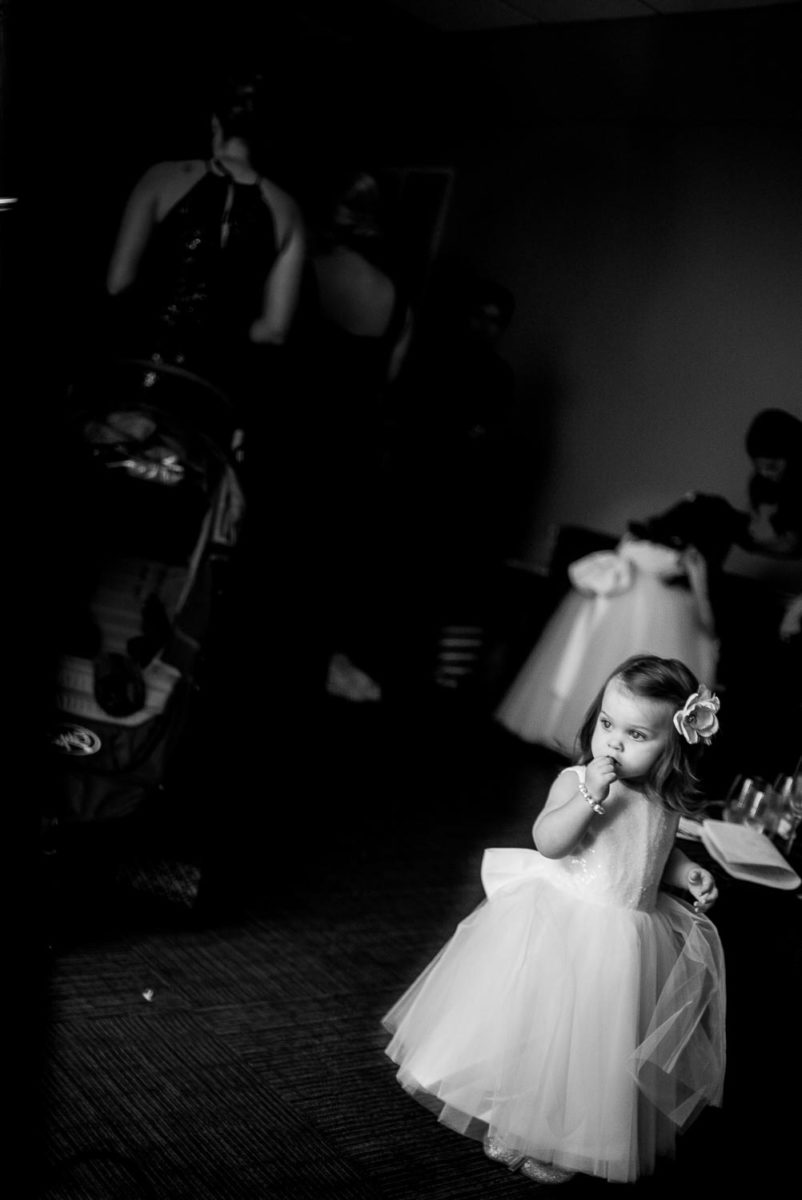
top-left (630, 731), bottom-right (645, 741)
top-left (600, 717), bottom-right (611, 729)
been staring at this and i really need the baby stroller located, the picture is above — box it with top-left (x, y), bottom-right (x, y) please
top-left (44, 357), bottom-right (246, 913)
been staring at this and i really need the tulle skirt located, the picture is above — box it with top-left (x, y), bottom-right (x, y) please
top-left (383, 862), bottom-right (725, 1183)
top-left (496, 575), bottom-right (719, 753)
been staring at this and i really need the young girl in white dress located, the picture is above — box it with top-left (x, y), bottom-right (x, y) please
top-left (495, 493), bottom-right (738, 756)
top-left (383, 654), bottom-right (725, 1185)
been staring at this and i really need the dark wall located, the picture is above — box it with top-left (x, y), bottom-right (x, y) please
top-left (5, 2), bottom-right (446, 373)
top-left (7, 2), bottom-right (802, 587)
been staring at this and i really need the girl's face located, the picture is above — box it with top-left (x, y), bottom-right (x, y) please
top-left (752, 455), bottom-right (787, 484)
top-left (591, 678), bottom-right (673, 782)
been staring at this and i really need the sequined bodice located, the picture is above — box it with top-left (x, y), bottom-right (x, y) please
top-left (550, 766), bottom-right (679, 912)
top-left (127, 165), bottom-right (278, 381)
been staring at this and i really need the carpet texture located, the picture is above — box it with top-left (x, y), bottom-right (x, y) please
top-left (32, 702), bottom-right (800, 1198)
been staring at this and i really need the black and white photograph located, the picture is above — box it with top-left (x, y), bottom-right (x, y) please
top-left (2, 1), bottom-right (801, 1197)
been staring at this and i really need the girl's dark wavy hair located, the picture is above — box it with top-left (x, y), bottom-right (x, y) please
top-left (576, 654), bottom-right (710, 815)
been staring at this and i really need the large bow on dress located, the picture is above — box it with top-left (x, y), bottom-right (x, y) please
top-left (481, 846), bottom-right (546, 899)
top-left (552, 541), bottom-right (686, 703)
top-left (568, 550), bottom-right (634, 598)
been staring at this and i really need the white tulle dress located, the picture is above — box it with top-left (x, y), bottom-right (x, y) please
top-left (383, 765), bottom-right (726, 1183)
top-left (496, 537), bottom-right (719, 755)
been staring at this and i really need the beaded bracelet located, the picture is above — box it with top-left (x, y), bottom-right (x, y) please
top-left (578, 781), bottom-right (606, 816)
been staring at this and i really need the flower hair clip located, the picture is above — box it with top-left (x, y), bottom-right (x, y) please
top-left (673, 685), bottom-right (720, 745)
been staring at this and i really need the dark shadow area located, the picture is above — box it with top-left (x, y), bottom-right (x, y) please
top-left (33, 697), bottom-right (802, 1198)
top-left (4, 3), bottom-right (800, 1197)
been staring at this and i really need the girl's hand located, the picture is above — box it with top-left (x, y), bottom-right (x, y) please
top-left (687, 866), bottom-right (718, 914)
top-left (584, 756), bottom-right (618, 803)
top-left (682, 545), bottom-right (708, 587)
top-left (779, 594), bottom-right (802, 642)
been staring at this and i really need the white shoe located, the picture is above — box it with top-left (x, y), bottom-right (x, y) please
top-left (326, 653), bottom-right (381, 703)
top-left (519, 1158), bottom-right (575, 1184)
top-left (482, 1134), bottom-right (520, 1167)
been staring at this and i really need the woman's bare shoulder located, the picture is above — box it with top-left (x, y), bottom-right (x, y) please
top-left (258, 177), bottom-right (302, 225)
top-left (131, 160), bottom-right (206, 218)
top-left (134, 158), bottom-right (202, 186)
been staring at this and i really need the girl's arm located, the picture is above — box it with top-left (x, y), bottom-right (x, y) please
top-left (682, 546), bottom-right (717, 637)
top-left (779, 593), bottom-right (802, 641)
top-left (746, 506), bottom-right (801, 558)
top-left (534, 758), bottom-right (617, 859)
top-left (387, 307), bottom-right (414, 384)
top-left (250, 184), bottom-right (306, 346)
top-left (662, 846), bottom-right (718, 913)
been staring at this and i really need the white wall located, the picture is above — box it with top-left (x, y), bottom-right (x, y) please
top-left (444, 121), bottom-right (802, 589)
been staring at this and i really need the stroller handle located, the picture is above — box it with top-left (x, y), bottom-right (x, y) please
top-left (60, 355), bottom-right (246, 486)
top-left (64, 356), bottom-right (236, 412)
top-left (111, 358), bottom-right (235, 412)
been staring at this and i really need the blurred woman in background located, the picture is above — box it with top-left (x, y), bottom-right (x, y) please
top-left (739, 407), bottom-right (802, 559)
top-left (105, 72), bottom-right (305, 405)
top-left (298, 169), bottom-right (413, 702)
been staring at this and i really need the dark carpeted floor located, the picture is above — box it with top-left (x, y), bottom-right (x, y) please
top-left (29, 696), bottom-right (801, 1199)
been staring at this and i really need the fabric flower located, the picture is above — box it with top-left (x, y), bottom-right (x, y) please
top-left (673, 686), bottom-right (720, 744)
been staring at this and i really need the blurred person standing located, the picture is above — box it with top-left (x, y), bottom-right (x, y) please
top-left (295, 169), bottom-right (413, 703)
top-left (99, 71), bottom-right (308, 900)
top-left (105, 71), bottom-right (305, 409)
top-left (711, 407), bottom-right (802, 779)
top-left (395, 270), bottom-right (519, 698)
top-left (737, 407), bottom-right (802, 559)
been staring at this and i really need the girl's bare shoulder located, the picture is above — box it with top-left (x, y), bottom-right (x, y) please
top-left (540, 766), bottom-right (583, 812)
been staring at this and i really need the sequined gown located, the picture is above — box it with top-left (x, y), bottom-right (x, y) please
top-left (116, 162), bottom-right (279, 396)
top-left (383, 765), bottom-right (726, 1183)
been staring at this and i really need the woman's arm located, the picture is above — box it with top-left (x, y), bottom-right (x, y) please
top-left (533, 758), bottom-right (617, 859)
top-left (250, 184), bottom-right (306, 346)
top-left (106, 164), bottom-right (168, 295)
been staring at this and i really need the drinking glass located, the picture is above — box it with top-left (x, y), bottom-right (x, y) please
top-left (776, 774), bottom-right (802, 854)
top-left (725, 777), bottom-right (767, 827)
